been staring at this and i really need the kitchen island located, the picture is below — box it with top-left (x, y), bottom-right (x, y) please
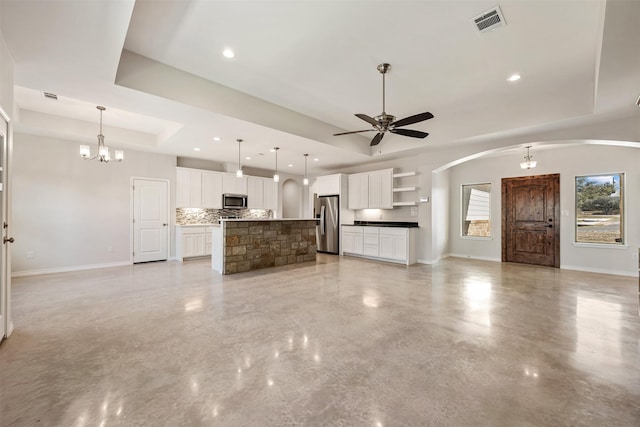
top-left (212, 219), bottom-right (318, 275)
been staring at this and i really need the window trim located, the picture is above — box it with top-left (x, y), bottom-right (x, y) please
top-left (460, 182), bottom-right (492, 239)
top-left (574, 172), bottom-right (625, 246)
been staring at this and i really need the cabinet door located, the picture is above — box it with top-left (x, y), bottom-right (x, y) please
top-left (189, 170), bottom-right (203, 207)
top-left (223, 173), bottom-right (248, 195)
top-left (263, 179), bottom-right (278, 211)
top-left (182, 234), bottom-right (196, 257)
top-left (369, 169), bottom-right (393, 209)
top-left (202, 172), bottom-right (223, 209)
top-left (176, 168), bottom-right (191, 208)
top-left (348, 173), bottom-right (369, 209)
top-left (353, 233), bottom-right (364, 255)
top-left (247, 176), bottom-right (264, 208)
top-left (342, 231), bottom-right (354, 253)
top-left (195, 233), bottom-right (206, 256)
top-left (317, 174), bottom-right (340, 196)
top-left (379, 228), bottom-right (408, 261)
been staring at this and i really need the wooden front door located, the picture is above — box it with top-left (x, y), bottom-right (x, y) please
top-left (502, 174), bottom-right (560, 267)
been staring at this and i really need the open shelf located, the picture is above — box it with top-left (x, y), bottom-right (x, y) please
top-left (393, 171), bottom-right (416, 178)
top-left (393, 187), bottom-right (417, 192)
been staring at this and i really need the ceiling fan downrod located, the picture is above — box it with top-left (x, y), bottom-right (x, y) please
top-left (377, 63), bottom-right (391, 115)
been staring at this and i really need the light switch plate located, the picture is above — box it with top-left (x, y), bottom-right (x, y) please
top-left (420, 196), bottom-right (430, 203)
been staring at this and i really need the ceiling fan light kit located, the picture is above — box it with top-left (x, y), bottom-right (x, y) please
top-left (333, 63), bottom-right (433, 146)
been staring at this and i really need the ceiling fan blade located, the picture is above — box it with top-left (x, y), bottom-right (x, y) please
top-left (355, 113), bottom-right (380, 127)
top-left (390, 112), bottom-right (434, 128)
top-left (333, 129), bottom-right (376, 136)
top-left (370, 133), bottom-right (384, 146)
top-left (390, 128), bottom-right (429, 139)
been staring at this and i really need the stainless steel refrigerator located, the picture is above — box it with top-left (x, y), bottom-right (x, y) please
top-left (314, 195), bottom-right (339, 254)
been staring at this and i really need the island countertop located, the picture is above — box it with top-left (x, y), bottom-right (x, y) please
top-left (220, 218), bottom-right (318, 222)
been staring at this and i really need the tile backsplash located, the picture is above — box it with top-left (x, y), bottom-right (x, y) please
top-left (176, 208), bottom-right (272, 225)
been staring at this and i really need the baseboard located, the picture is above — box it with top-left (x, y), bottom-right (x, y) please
top-left (12, 261), bottom-right (131, 278)
top-left (6, 321), bottom-right (14, 337)
top-left (447, 253), bottom-right (502, 263)
top-left (560, 264), bottom-right (635, 277)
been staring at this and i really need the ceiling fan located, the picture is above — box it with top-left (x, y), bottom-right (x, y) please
top-left (333, 63), bottom-right (434, 146)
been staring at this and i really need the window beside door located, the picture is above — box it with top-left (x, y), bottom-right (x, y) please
top-left (461, 183), bottom-right (491, 238)
top-left (575, 173), bottom-right (624, 244)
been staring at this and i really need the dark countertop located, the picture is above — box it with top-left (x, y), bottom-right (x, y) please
top-left (343, 221), bottom-right (419, 228)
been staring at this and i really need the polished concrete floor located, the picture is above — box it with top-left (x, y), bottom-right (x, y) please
top-left (1, 255), bottom-right (639, 426)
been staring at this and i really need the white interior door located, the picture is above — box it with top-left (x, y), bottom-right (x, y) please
top-left (133, 178), bottom-right (168, 263)
top-left (0, 114), bottom-right (11, 341)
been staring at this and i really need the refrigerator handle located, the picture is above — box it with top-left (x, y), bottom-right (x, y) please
top-left (320, 205), bottom-right (326, 235)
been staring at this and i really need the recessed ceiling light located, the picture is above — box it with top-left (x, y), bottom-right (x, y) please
top-left (313, 158), bottom-right (319, 162)
top-left (213, 137), bottom-right (221, 141)
top-left (507, 73), bottom-right (521, 82)
top-left (245, 156), bottom-right (251, 160)
top-left (288, 164), bottom-right (293, 167)
top-left (222, 49), bottom-right (235, 59)
top-left (194, 148), bottom-right (201, 151)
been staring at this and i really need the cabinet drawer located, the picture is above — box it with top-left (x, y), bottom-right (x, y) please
top-left (379, 228), bottom-right (408, 237)
top-left (363, 244), bottom-right (379, 256)
top-left (181, 227), bottom-right (206, 234)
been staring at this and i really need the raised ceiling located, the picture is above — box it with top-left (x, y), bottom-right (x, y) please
top-left (1, 0), bottom-right (639, 174)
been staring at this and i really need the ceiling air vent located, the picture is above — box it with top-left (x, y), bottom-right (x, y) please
top-left (472, 6), bottom-right (506, 33)
top-left (43, 92), bottom-right (58, 100)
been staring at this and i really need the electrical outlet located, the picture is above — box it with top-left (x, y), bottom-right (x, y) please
top-left (26, 251), bottom-right (34, 259)
top-left (632, 252), bottom-right (639, 260)
top-left (410, 207), bottom-right (418, 216)
top-left (107, 246), bottom-right (114, 253)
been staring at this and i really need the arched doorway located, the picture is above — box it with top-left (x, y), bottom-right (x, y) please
top-left (282, 179), bottom-right (301, 218)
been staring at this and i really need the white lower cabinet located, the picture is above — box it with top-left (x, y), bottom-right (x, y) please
top-left (363, 228), bottom-right (379, 257)
top-left (342, 226), bottom-right (364, 255)
top-left (176, 226), bottom-right (215, 261)
top-left (341, 225), bottom-right (416, 265)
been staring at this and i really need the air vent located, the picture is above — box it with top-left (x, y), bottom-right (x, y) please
top-left (43, 92), bottom-right (58, 100)
top-left (472, 6), bottom-right (506, 33)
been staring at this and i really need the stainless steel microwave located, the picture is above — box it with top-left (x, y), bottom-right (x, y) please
top-left (223, 193), bottom-right (248, 209)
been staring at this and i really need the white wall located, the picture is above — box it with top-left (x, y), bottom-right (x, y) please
top-left (12, 133), bottom-right (177, 274)
top-left (282, 178), bottom-right (300, 218)
top-left (448, 144), bottom-right (640, 276)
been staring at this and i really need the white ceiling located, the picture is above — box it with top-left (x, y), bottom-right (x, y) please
top-left (1, 0), bottom-right (639, 175)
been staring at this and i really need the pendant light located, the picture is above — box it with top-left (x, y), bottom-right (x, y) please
top-left (303, 153), bottom-right (309, 186)
top-left (80, 106), bottom-right (123, 163)
top-left (520, 145), bottom-right (537, 169)
top-left (273, 147), bottom-right (280, 182)
top-left (236, 139), bottom-right (243, 178)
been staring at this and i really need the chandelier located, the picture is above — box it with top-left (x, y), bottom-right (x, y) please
top-left (520, 145), bottom-right (537, 169)
top-left (80, 106), bottom-right (123, 163)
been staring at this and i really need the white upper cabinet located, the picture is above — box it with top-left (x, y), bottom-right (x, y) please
top-left (315, 174), bottom-right (341, 196)
top-left (263, 179), bottom-right (278, 211)
top-left (368, 168), bottom-right (393, 209)
top-left (348, 168), bottom-right (393, 209)
top-left (222, 173), bottom-right (248, 195)
top-left (348, 173), bottom-right (369, 210)
top-left (176, 167), bottom-right (203, 208)
top-left (247, 176), bottom-right (264, 209)
top-left (177, 167), bottom-right (275, 210)
top-left (202, 171), bottom-right (223, 209)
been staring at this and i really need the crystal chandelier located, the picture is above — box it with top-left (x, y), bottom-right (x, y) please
top-left (80, 106), bottom-right (123, 163)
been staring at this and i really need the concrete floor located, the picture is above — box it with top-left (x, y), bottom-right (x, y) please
top-left (1, 255), bottom-right (639, 426)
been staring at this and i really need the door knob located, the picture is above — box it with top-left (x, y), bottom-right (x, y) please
top-left (162, 223), bottom-right (167, 226)
top-left (545, 224), bottom-right (553, 228)
top-left (3, 237), bottom-right (14, 243)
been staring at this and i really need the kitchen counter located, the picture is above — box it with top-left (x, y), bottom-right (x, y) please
top-left (176, 223), bottom-right (220, 227)
top-left (343, 221), bottom-right (419, 228)
top-left (221, 218), bottom-right (317, 222)
top-left (212, 219), bottom-right (317, 274)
